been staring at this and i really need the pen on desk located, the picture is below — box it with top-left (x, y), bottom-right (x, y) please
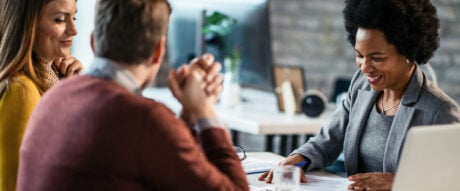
top-left (294, 161), bottom-right (307, 168)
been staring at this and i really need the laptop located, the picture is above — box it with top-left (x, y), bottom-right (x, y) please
top-left (392, 123), bottom-right (460, 191)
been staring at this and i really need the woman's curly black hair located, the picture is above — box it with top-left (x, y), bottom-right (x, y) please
top-left (343, 0), bottom-right (440, 65)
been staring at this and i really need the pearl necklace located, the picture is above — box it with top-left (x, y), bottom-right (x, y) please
top-left (380, 96), bottom-right (400, 115)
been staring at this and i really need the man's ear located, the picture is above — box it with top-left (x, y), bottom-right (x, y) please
top-left (152, 36), bottom-right (166, 65)
top-left (90, 32), bottom-right (95, 53)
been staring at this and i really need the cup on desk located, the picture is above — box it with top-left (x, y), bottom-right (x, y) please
top-left (273, 165), bottom-right (300, 191)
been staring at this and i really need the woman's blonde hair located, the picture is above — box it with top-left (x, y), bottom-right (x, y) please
top-left (0, 0), bottom-right (53, 95)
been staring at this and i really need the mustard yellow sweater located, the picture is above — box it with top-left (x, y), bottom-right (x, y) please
top-left (0, 75), bottom-right (41, 191)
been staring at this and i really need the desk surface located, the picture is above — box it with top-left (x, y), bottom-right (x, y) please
top-left (143, 87), bottom-right (333, 135)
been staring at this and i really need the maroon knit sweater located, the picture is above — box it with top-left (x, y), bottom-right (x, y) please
top-left (17, 76), bottom-right (248, 191)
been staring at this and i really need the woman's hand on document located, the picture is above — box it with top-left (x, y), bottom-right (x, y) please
top-left (257, 154), bottom-right (308, 183)
top-left (348, 172), bottom-right (394, 191)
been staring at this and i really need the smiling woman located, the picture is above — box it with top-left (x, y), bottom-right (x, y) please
top-left (0, 0), bottom-right (82, 190)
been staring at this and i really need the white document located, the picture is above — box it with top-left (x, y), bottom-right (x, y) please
top-left (261, 175), bottom-right (351, 191)
top-left (250, 185), bottom-right (267, 191)
top-left (242, 157), bottom-right (277, 174)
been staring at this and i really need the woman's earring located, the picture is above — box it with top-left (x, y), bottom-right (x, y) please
top-left (406, 59), bottom-right (410, 65)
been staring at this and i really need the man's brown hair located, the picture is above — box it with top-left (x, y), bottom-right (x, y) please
top-left (94, 0), bottom-right (172, 64)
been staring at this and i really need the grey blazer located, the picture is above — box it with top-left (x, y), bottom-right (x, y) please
top-left (291, 66), bottom-right (460, 175)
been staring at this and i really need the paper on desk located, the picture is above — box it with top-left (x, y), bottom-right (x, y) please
top-left (249, 185), bottom-right (266, 191)
top-left (242, 157), bottom-right (277, 174)
top-left (261, 175), bottom-right (351, 191)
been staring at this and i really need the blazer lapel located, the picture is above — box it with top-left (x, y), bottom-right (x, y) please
top-left (344, 89), bottom-right (379, 175)
top-left (383, 66), bottom-right (422, 172)
top-left (383, 105), bottom-right (414, 172)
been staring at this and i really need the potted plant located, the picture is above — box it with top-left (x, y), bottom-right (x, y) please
top-left (202, 11), bottom-right (240, 72)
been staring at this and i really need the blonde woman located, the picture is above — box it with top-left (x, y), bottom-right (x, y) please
top-left (0, 0), bottom-right (82, 190)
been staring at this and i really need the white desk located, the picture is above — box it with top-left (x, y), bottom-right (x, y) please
top-left (142, 87), bottom-right (333, 155)
top-left (215, 88), bottom-right (333, 135)
top-left (143, 87), bottom-right (332, 134)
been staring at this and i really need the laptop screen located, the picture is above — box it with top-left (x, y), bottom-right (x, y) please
top-left (392, 123), bottom-right (460, 191)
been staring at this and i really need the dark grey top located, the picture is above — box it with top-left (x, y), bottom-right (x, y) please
top-left (358, 104), bottom-right (394, 172)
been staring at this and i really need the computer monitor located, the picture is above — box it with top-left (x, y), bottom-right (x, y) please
top-left (167, 0), bottom-right (273, 89)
